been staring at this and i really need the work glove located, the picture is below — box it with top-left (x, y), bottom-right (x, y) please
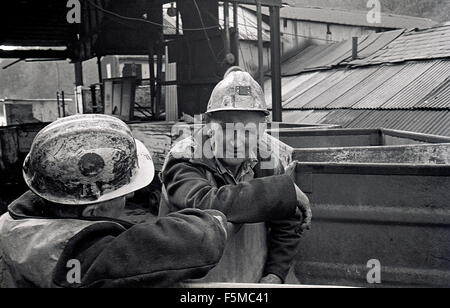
top-left (285, 161), bottom-right (312, 231)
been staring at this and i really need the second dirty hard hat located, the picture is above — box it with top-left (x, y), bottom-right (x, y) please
top-left (206, 66), bottom-right (270, 115)
top-left (23, 114), bottom-right (155, 205)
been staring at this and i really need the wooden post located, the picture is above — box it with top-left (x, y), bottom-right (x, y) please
top-left (149, 45), bottom-right (156, 116)
top-left (224, 1), bottom-right (231, 56)
top-left (256, 0), bottom-right (264, 89)
top-left (352, 37), bottom-right (359, 60)
top-left (97, 56), bottom-right (103, 83)
top-left (74, 61), bottom-right (84, 86)
top-left (155, 42), bottom-right (163, 119)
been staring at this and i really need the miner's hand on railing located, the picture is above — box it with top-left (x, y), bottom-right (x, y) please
top-left (295, 184), bottom-right (312, 231)
top-left (284, 160), bottom-right (298, 179)
top-left (259, 274), bottom-right (283, 284)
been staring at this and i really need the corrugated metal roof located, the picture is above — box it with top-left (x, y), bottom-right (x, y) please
top-left (283, 110), bottom-right (450, 136)
top-left (276, 25), bottom-right (450, 136)
top-left (380, 61), bottom-right (450, 109)
top-left (284, 70), bottom-right (353, 109)
top-left (281, 44), bottom-right (342, 75)
top-left (280, 71), bottom-right (333, 104)
top-left (416, 80), bottom-right (450, 109)
top-left (280, 61), bottom-right (450, 111)
top-left (280, 26), bottom-right (450, 76)
top-left (350, 26), bottom-right (450, 66)
top-left (350, 61), bottom-right (435, 109)
top-left (356, 30), bottom-right (405, 59)
top-left (302, 66), bottom-right (379, 109)
top-left (326, 65), bottom-right (404, 109)
top-left (346, 110), bottom-right (450, 136)
top-left (245, 6), bottom-right (436, 29)
top-left (280, 30), bottom-right (403, 75)
top-left (283, 110), bottom-right (315, 123)
top-left (319, 109), bottom-right (368, 127)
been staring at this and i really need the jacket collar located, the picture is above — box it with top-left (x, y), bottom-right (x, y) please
top-left (8, 191), bottom-right (134, 229)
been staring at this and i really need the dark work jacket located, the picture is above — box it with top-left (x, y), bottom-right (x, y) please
top-left (160, 137), bottom-right (302, 281)
top-left (0, 191), bottom-right (229, 288)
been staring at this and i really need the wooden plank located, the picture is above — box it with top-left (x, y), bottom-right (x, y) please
top-left (4, 104), bottom-right (37, 126)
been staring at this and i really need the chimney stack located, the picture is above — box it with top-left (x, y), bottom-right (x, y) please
top-left (352, 37), bottom-right (358, 60)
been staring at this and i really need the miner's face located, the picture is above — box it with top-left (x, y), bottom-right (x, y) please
top-left (207, 111), bottom-right (266, 166)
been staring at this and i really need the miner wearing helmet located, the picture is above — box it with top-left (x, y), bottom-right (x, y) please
top-left (160, 67), bottom-right (312, 284)
top-left (0, 114), bottom-right (234, 288)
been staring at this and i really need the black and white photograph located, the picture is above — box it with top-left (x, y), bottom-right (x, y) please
top-left (0, 0), bottom-right (449, 292)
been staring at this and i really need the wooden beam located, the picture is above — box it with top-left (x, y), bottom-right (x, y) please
top-left (0, 50), bottom-right (70, 59)
top-left (270, 5), bottom-right (282, 122)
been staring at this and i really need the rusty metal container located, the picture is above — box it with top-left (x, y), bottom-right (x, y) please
top-left (266, 128), bottom-right (450, 287)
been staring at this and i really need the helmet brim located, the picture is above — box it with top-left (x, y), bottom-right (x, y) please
top-left (205, 107), bottom-right (270, 116)
top-left (24, 139), bottom-right (155, 206)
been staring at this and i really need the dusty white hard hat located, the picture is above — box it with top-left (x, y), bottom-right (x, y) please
top-left (23, 114), bottom-right (155, 205)
top-left (206, 66), bottom-right (269, 115)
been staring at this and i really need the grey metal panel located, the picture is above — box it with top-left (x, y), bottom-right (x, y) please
top-left (355, 30), bottom-right (405, 59)
top-left (293, 143), bottom-right (450, 165)
top-left (282, 72), bottom-right (333, 106)
top-left (301, 41), bottom-right (353, 71)
top-left (352, 62), bottom-right (435, 109)
top-left (296, 110), bottom-right (332, 124)
top-left (282, 110), bottom-right (315, 123)
top-left (293, 162), bottom-right (450, 287)
top-left (248, 6), bottom-right (436, 29)
top-left (281, 72), bottom-right (319, 102)
top-left (282, 45), bottom-right (334, 76)
top-left (319, 110), bottom-right (368, 127)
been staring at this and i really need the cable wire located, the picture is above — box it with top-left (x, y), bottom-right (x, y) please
top-left (87, 0), bottom-right (338, 42)
top-left (86, 0), bottom-right (220, 32)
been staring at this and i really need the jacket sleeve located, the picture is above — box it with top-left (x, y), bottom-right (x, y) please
top-left (53, 209), bottom-right (228, 288)
top-left (161, 161), bottom-right (298, 224)
top-left (263, 210), bottom-right (303, 282)
top-left (257, 159), bottom-right (303, 283)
